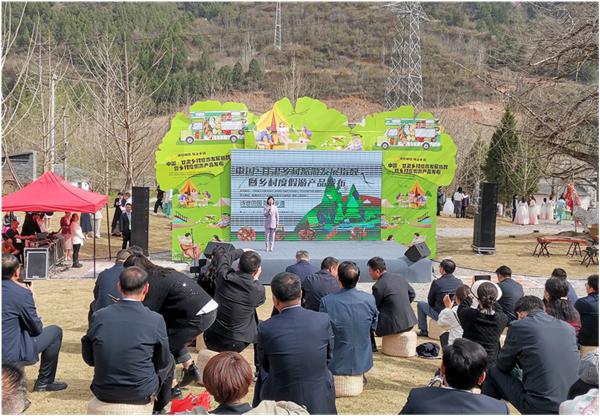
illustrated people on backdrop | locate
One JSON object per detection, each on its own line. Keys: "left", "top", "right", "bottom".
{"left": 2, "top": 254, "right": 67, "bottom": 392}
{"left": 344, "top": 136, "right": 363, "bottom": 151}
{"left": 514, "top": 197, "right": 529, "bottom": 226}
{"left": 255, "top": 127, "right": 273, "bottom": 147}
{"left": 70, "top": 214, "right": 85, "bottom": 268}
{"left": 277, "top": 122, "right": 290, "bottom": 144}
{"left": 453, "top": 187, "right": 464, "bottom": 218}
{"left": 216, "top": 214, "right": 230, "bottom": 228}
{"left": 59, "top": 213, "right": 73, "bottom": 263}
{"left": 111, "top": 192, "right": 124, "bottom": 236}
{"left": 120, "top": 203, "right": 132, "bottom": 249}
{"left": 410, "top": 233, "right": 425, "bottom": 246}
{"left": 154, "top": 187, "right": 164, "bottom": 214}
{"left": 528, "top": 196, "right": 539, "bottom": 225}
{"left": 178, "top": 233, "right": 201, "bottom": 260}
{"left": 263, "top": 196, "right": 279, "bottom": 252}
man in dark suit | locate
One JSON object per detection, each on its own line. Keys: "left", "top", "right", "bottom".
{"left": 203, "top": 248, "right": 266, "bottom": 353}
{"left": 368, "top": 257, "right": 417, "bottom": 336}
{"left": 285, "top": 250, "right": 319, "bottom": 284}
{"left": 1, "top": 254, "right": 67, "bottom": 392}
{"left": 574, "top": 274, "right": 598, "bottom": 347}
{"left": 82, "top": 266, "right": 174, "bottom": 413}
{"left": 320, "top": 261, "right": 378, "bottom": 377}
{"left": 482, "top": 296, "right": 580, "bottom": 414}
{"left": 87, "top": 249, "right": 130, "bottom": 323}
{"left": 400, "top": 339, "right": 508, "bottom": 414}
{"left": 255, "top": 272, "right": 337, "bottom": 414}
{"left": 417, "top": 259, "right": 462, "bottom": 337}
{"left": 120, "top": 203, "right": 132, "bottom": 249}
{"left": 302, "top": 256, "right": 340, "bottom": 311}
{"left": 495, "top": 265, "right": 524, "bottom": 322}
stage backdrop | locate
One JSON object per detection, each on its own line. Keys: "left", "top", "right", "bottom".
{"left": 156, "top": 97, "right": 456, "bottom": 261}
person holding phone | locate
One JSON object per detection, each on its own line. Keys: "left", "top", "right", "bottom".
{"left": 263, "top": 196, "right": 279, "bottom": 252}
{"left": 437, "top": 285, "right": 472, "bottom": 348}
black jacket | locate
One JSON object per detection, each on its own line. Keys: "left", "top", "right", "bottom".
{"left": 497, "top": 278, "right": 524, "bottom": 322}
{"left": 206, "top": 248, "right": 266, "bottom": 343}
{"left": 372, "top": 272, "right": 417, "bottom": 336}
{"left": 400, "top": 387, "right": 508, "bottom": 414}
{"left": 82, "top": 300, "right": 172, "bottom": 403}
{"left": 88, "top": 263, "right": 124, "bottom": 323}
{"left": 143, "top": 269, "right": 213, "bottom": 332}
{"left": 574, "top": 292, "right": 598, "bottom": 346}
{"left": 285, "top": 260, "right": 319, "bottom": 284}
{"left": 458, "top": 304, "right": 508, "bottom": 367}
{"left": 427, "top": 273, "right": 463, "bottom": 314}
{"left": 120, "top": 211, "right": 131, "bottom": 236}
{"left": 302, "top": 270, "right": 339, "bottom": 311}
{"left": 493, "top": 311, "right": 580, "bottom": 413}
{"left": 256, "top": 306, "right": 337, "bottom": 415}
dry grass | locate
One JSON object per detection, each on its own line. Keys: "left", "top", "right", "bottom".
{"left": 24, "top": 280, "right": 447, "bottom": 415}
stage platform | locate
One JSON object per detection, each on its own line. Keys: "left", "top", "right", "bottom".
{"left": 238, "top": 241, "right": 433, "bottom": 284}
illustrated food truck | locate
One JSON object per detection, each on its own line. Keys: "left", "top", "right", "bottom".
{"left": 180, "top": 111, "right": 248, "bottom": 144}
{"left": 377, "top": 118, "right": 441, "bottom": 150}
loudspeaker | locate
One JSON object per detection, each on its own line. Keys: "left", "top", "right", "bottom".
{"left": 404, "top": 242, "right": 431, "bottom": 262}
{"left": 24, "top": 248, "right": 49, "bottom": 280}
{"left": 204, "top": 242, "right": 235, "bottom": 258}
{"left": 131, "top": 187, "right": 150, "bottom": 256}
{"left": 472, "top": 182, "right": 498, "bottom": 253}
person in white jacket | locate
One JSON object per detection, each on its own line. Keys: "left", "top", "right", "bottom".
{"left": 70, "top": 213, "right": 86, "bottom": 268}
{"left": 437, "top": 285, "right": 472, "bottom": 348}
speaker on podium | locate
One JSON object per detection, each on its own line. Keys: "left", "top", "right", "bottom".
{"left": 472, "top": 182, "right": 498, "bottom": 254}
{"left": 131, "top": 187, "right": 150, "bottom": 256}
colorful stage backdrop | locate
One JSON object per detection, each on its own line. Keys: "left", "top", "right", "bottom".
{"left": 155, "top": 98, "right": 457, "bottom": 261}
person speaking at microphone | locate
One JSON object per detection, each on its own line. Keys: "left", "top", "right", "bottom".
{"left": 263, "top": 196, "right": 279, "bottom": 252}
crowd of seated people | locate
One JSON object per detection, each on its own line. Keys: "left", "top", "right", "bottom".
{"left": 2, "top": 243, "right": 598, "bottom": 415}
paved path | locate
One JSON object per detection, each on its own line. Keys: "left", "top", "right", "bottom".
{"left": 437, "top": 221, "right": 577, "bottom": 238}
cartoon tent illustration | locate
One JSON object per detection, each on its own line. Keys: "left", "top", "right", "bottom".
{"left": 215, "top": 197, "right": 231, "bottom": 207}
{"left": 410, "top": 181, "right": 425, "bottom": 197}
{"left": 255, "top": 105, "right": 288, "bottom": 132}
{"left": 179, "top": 179, "right": 197, "bottom": 194}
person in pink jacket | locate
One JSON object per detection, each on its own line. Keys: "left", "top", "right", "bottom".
{"left": 263, "top": 196, "right": 279, "bottom": 252}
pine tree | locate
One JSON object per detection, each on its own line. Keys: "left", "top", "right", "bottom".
{"left": 231, "top": 62, "right": 244, "bottom": 89}
{"left": 246, "top": 58, "right": 263, "bottom": 86}
{"left": 484, "top": 107, "right": 518, "bottom": 204}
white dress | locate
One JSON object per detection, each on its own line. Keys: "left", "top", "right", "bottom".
{"left": 515, "top": 202, "right": 530, "bottom": 225}
{"left": 529, "top": 201, "right": 539, "bottom": 225}
{"left": 539, "top": 202, "right": 548, "bottom": 220}
{"left": 442, "top": 198, "right": 455, "bottom": 216}
{"left": 547, "top": 200, "right": 556, "bottom": 220}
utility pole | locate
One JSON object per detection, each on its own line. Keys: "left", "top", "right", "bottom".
{"left": 274, "top": 2, "right": 282, "bottom": 50}
{"left": 62, "top": 108, "right": 68, "bottom": 181}
{"left": 384, "top": 2, "right": 427, "bottom": 110}
{"left": 49, "top": 73, "right": 58, "bottom": 172}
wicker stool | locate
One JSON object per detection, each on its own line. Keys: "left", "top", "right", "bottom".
{"left": 334, "top": 374, "right": 363, "bottom": 397}
{"left": 382, "top": 331, "right": 417, "bottom": 357}
{"left": 195, "top": 334, "right": 207, "bottom": 352}
{"left": 580, "top": 345, "right": 599, "bottom": 358}
{"left": 427, "top": 319, "right": 445, "bottom": 340}
{"left": 87, "top": 397, "right": 153, "bottom": 415}
{"left": 196, "top": 349, "right": 219, "bottom": 385}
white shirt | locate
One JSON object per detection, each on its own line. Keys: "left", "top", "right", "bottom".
{"left": 453, "top": 192, "right": 464, "bottom": 202}
{"left": 437, "top": 305, "right": 463, "bottom": 346}
{"left": 196, "top": 299, "right": 219, "bottom": 316}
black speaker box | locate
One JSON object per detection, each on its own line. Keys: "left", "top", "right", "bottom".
{"left": 204, "top": 242, "right": 235, "bottom": 258}
{"left": 404, "top": 242, "right": 431, "bottom": 262}
{"left": 131, "top": 187, "right": 150, "bottom": 256}
{"left": 24, "top": 248, "right": 50, "bottom": 280}
{"left": 472, "top": 182, "right": 498, "bottom": 253}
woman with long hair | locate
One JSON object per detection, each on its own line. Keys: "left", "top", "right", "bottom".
{"left": 124, "top": 253, "right": 216, "bottom": 396}
{"left": 514, "top": 197, "right": 529, "bottom": 225}
{"left": 458, "top": 281, "right": 508, "bottom": 367}
{"left": 544, "top": 278, "right": 581, "bottom": 335}
{"left": 70, "top": 213, "right": 86, "bottom": 268}
{"left": 263, "top": 196, "right": 279, "bottom": 252}
{"left": 111, "top": 192, "right": 124, "bottom": 236}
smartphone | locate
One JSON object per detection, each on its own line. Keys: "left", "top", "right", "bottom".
{"left": 474, "top": 275, "right": 492, "bottom": 281}
{"left": 448, "top": 293, "right": 456, "bottom": 301}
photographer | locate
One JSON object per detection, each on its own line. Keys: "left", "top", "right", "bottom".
{"left": 1, "top": 254, "right": 67, "bottom": 392}
{"left": 437, "top": 285, "right": 472, "bottom": 348}
{"left": 203, "top": 247, "right": 266, "bottom": 353}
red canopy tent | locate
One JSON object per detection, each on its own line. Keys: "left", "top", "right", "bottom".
{"left": 2, "top": 171, "right": 109, "bottom": 277}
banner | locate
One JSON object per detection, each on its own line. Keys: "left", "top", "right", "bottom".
{"left": 156, "top": 98, "right": 457, "bottom": 260}
{"left": 230, "top": 150, "right": 382, "bottom": 241}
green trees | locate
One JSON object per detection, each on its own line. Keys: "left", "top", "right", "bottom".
{"left": 231, "top": 62, "right": 244, "bottom": 90}
{"left": 484, "top": 107, "right": 542, "bottom": 204}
